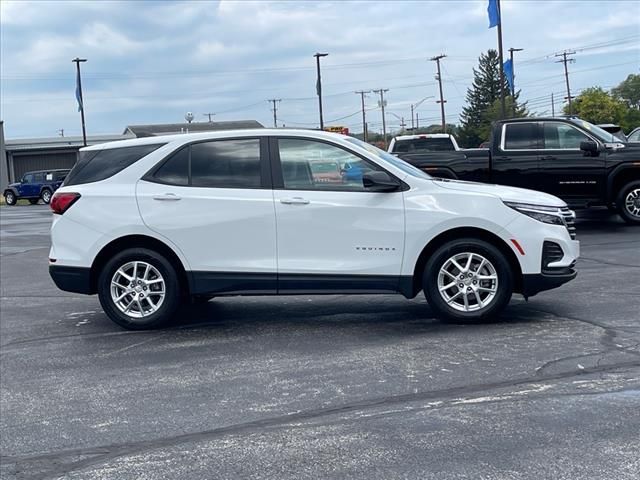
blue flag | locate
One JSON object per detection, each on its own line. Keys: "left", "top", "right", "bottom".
{"left": 75, "top": 69, "right": 83, "bottom": 112}
{"left": 504, "top": 59, "right": 514, "bottom": 92}
{"left": 488, "top": 0, "right": 500, "bottom": 28}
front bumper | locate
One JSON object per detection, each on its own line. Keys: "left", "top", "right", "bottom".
{"left": 49, "top": 265, "right": 92, "bottom": 294}
{"left": 521, "top": 269, "right": 577, "bottom": 298}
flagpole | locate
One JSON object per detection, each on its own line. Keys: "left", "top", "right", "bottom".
{"left": 496, "top": 0, "right": 506, "bottom": 119}
{"left": 72, "top": 57, "right": 87, "bottom": 146}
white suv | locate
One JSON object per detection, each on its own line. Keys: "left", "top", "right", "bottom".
{"left": 49, "top": 130, "right": 579, "bottom": 329}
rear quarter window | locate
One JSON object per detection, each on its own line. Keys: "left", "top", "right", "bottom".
{"left": 64, "top": 144, "right": 166, "bottom": 186}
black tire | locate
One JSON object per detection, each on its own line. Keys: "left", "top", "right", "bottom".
{"left": 4, "top": 191, "right": 17, "bottom": 205}
{"left": 617, "top": 181, "right": 640, "bottom": 225}
{"left": 40, "top": 189, "right": 52, "bottom": 205}
{"left": 98, "top": 248, "right": 181, "bottom": 330}
{"left": 423, "top": 238, "right": 513, "bottom": 323}
{"left": 29, "top": 199, "right": 39, "bottom": 205}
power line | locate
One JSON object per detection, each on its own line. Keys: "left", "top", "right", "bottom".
{"left": 202, "top": 113, "right": 215, "bottom": 122}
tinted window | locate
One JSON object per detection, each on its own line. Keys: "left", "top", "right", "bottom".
{"left": 190, "top": 139, "right": 261, "bottom": 188}
{"left": 32, "top": 173, "right": 45, "bottom": 182}
{"left": 504, "top": 123, "right": 538, "bottom": 150}
{"left": 278, "top": 138, "right": 383, "bottom": 191}
{"left": 53, "top": 171, "right": 69, "bottom": 181}
{"left": 152, "top": 147, "right": 189, "bottom": 186}
{"left": 22, "top": 174, "right": 34, "bottom": 183}
{"left": 393, "top": 138, "right": 455, "bottom": 153}
{"left": 543, "top": 122, "right": 590, "bottom": 149}
{"left": 64, "top": 144, "right": 165, "bottom": 186}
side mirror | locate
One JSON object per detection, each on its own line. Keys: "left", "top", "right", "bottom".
{"left": 363, "top": 171, "right": 401, "bottom": 192}
{"left": 580, "top": 140, "right": 601, "bottom": 154}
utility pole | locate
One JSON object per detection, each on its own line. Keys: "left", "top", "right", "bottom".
{"left": 355, "top": 90, "right": 370, "bottom": 142}
{"left": 416, "top": 113, "right": 419, "bottom": 129}
{"left": 373, "top": 89, "right": 389, "bottom": 148}
{"left": 72, "top": 57, "right": 87, "bottom": 146}
{"left": 556, "top": 51, "right": 576, "bottom": 115}
{"left": 508, "top": 47, "right": 523, "bottom": 117}
{"left": 268, "top": 99, "right": 281, "bottom": 128}
{"left": 551, "top": 93, "right": 555, "bottom": 117}
{"left": 314, "top": 53, "right": 329, "bottom": 129}
{"left": 430, "top": 55, "right": 447, "bottom": 132}
{"left": 57, "top": 129, "right": 64, "bottom": 137}
{"left": 410, "top": 104, "right": 415, "bottom": 130}
{"left": 203, "top": 113, "right": 215, "bottom": 122}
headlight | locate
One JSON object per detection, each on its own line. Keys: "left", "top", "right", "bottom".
{"left": 504, "top": 202, "right": 565, "bottom": 226}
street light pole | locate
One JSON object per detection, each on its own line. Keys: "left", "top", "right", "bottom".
{"left": 314, "top": 53, "right": 329, "bottom": 129}
{"left": 72, "top": 57, "right": 87, "bottom": 146}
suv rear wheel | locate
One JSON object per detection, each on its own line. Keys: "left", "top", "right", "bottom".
{"left": 617, "top": 181, "right": 640, "bottom": 225}
{"left": 4, "top": 191, "right": 16, "bottom": 205}
{"left": 40, "top": 189, "right": 52, "bottom": 204}
{"left": 423, "top": 238, "right": 513, "bottom": 323}
{"left": 98, "top": 248, "right": 181, "bottom": 330}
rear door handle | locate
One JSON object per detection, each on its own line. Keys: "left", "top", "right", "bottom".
{"left": 541, "top": 155, "right": 556, "bottom": 161}
{"left": 280, "top": 197, "right": 310, "bottom": 205}
{"left": 153, "top": 193, "right": 181, "bottom": 201}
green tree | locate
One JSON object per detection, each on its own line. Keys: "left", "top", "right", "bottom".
{"left": 612, "top": 73, "right": 640, "bottom": 109}
{"left": 458, "top": 49, "right": 527, "bottom": 148}
{"left": 564, "top": 87, "right": 626, "bottom": 125}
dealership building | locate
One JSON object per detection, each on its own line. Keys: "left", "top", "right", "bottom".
{"left": 1, "top": 120, "right": 263, "bottom": 187}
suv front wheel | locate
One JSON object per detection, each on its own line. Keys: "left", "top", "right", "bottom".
{"left": 617, "top": 181, "right": 640, "bottom": 225}
{"left": 98, "top": 248, "right": 181, "bottom": 330}
{"left": 4, "top": 191, "right": 17, "bottom": 205}
{"left": 423, "top": 238, "right": 513, "bottom": 323}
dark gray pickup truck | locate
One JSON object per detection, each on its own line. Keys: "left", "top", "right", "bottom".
{"left": 394, "top": 117, "right": 640, "bottom": 224}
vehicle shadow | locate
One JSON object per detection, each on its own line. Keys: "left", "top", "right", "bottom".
{"left": 574, "top": 208, "right": 632, "bottom": 233}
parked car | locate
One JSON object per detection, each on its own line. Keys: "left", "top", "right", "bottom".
{"left": 388, "top": 133, "right": 460, "bottom": 154}
{"left": 49, "top": 130, "right": 579, "bottom": 330}
{"left": 597, "top": 124, "right": 627, "bottom": 142}
{"left": 627, "top": 127, "right": 640, "bottom": 143}
{"left": 392, "top": 117, "right": 640, "bottom": 224}
{"left": 3, "top": 169, "right": 70, "bottom": 205}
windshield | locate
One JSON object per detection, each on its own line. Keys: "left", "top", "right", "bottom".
{"left": 343, "top": 137, "right": 431, "bottom": 179}
{"left": 570, "top": 119, "right": 617, "bottom": 143}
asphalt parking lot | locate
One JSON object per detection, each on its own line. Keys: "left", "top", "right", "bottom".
{"left": 1, "top": 204, "right": 639, "bottom": 480}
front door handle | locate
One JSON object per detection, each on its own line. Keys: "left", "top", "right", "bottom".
{"left": 541, "top": 155, "right": 556, "bottom": 161}
{"left": 153, "top": 193, "right": 181, "bottom": 201}
{"left": 280, "top": 197, "right": 310, "bottom": 205}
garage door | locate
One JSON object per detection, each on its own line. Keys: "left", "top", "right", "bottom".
{"left": 12, "top": 151, "right": 78, "bottom": 180}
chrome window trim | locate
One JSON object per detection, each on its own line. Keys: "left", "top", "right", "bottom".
{"left": 500, "top": 122, "right": 540, "bottom": 152}
{"left": 499, "top": 121, "right": 601, "bottom": 153}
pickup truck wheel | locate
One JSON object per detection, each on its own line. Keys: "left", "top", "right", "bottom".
{"left": 40, "top": 189, "right": 52, "bottom": 204}
{"left": 98, "top": 248, "right": 181, "bottom": 330}
{"left": 4, "top": 191, "right": 17, "bottom": 205}
{"left": 423, "top": 238, "right": 513, "bottom": 323}
{"left": 617, "top": 181, "right": 640, "bottom": 225}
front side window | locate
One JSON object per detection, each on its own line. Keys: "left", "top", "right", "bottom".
{"left": 22, "top": 174, "right": 34, "bottom": 183}
{"left": 503, "top": 123, "right": 538, "bottom": 150}
{"left": 278, "top": 138, "right": 384, "bottom": 191}
{"left": 627, "top": 129, "right": 640, "bottom": 142}
{"left": 191, "top": 139, "right": 261, "bottom": 188}
{"left": 543, "top": 122, "right": 590, "bottom": 149}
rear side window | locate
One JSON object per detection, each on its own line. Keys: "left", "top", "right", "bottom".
{"left": 503, "top": 123, "right": 538, "bottom": 150}
{"left": 191, "top": 139, "right": 261, "bottom": 188}
{"left": 64, "top": 144, "right": 165, "bottom": 186}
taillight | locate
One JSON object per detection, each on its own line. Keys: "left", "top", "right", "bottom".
{"left": 50, "top": 192, "right": 81, "bottom": 214}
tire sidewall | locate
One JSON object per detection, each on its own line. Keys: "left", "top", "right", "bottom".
{"left": 40, "top": 189, "right": 52, "bottom": 204}
{"left": 617, "top": 181, "right": 640, "bottom": 225}
{"left": 98, "top": 248, "right": 180, "bottom": 330}
{"left": 5, "top": 192, "right": 16, "bottom": 205}
{"left": 423, "top": 238, "right": 513, "bottom": 323}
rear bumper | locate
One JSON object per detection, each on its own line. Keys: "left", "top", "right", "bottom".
{"left": 521, "top": 270, "right": 577, "bottom": 298}
{"left": 49, "top": 265, "right": 92, "bottom": 294}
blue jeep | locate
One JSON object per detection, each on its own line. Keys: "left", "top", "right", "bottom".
{"left": 3, "top": 169, "right": 70, "bottom": 205}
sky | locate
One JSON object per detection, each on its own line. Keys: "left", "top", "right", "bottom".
{"left": 1, "top": 0, "right": 638, "bottom": 139}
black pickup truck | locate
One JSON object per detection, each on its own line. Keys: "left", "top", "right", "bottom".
{"left": 395, "top": 117, "right": 640, "bottom": 224}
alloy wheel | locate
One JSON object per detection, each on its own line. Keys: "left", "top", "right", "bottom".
{"left": 437, "top": 252, "right": 498, "bottom": 312}
{"left": 624, "top": 188, "right": 640, "bottom": 218}
{"left": 110, "top": 261, "right": 166, "bottom": 318}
